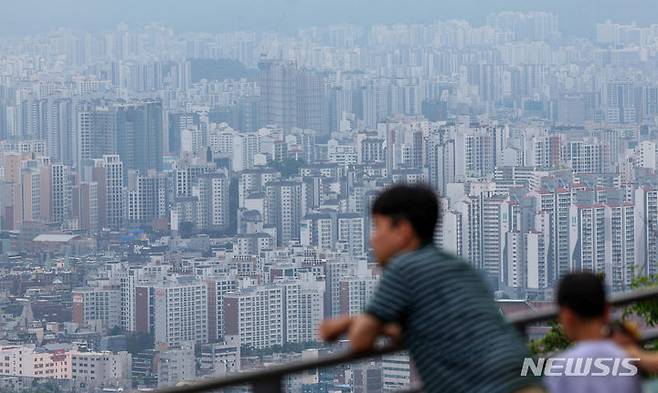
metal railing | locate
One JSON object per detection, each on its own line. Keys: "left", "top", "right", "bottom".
{"left": 509, "top": 286, "right": 658, "bottom": 331}
{"left": 159, "top": 344, "right": 405, "bottom": 393}
{"left": 158, "top": 286, "right": 658, "bottom": 393}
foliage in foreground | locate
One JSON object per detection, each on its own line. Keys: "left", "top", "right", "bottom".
{"left": 528, "top": 321, "right": 570, "bottom": 355}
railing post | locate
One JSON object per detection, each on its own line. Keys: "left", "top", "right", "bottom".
{"left": 252, "top": 376, "right": 283, "bottom": 393}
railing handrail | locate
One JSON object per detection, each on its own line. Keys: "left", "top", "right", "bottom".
{"left": 509, "top": 286, "right": 658, "bottom": 330}
{"left": 156, "top": 285, "right": 658, "bottom": 393}
{"left": 157, "top": 344, "right": 402, "bottom": 393}
{"left": 641, "top": 327, "right": 658, "bottom": 344}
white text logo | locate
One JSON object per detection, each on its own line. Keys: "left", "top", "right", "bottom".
{"left": 520, "top": 357, "right": 639, "bottom": 377}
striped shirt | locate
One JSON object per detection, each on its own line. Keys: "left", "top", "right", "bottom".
{"left": 365, "top": 244, "right": 539, "bottom": 393}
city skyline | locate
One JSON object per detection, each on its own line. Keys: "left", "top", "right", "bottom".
{"left": 1, "top": 6, "right": 658, "bottom": 392}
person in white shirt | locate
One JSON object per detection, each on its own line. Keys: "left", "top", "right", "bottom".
{"left": 544, "top": 272, "right": 642, "bottom": 393}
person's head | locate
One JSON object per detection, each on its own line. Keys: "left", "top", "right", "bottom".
{"left": 556, "top": 272, "right": 609, "bottom": 341}
{"left": 370, "top": 183, "right": 439, "bottom": 265}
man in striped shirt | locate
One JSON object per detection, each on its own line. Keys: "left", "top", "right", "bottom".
{"left": 320, "top": 183, "right": 542, "bottom": 393}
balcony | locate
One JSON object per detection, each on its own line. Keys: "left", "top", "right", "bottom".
{"left": 158, "top": 286, "right": 658, "bottom": 393}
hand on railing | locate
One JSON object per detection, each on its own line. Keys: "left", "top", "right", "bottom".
{"left": 318, "top": 315, "right": 352, "bottom": 342}
{"left": 382, "top": 321, "right": 403, "bottom": 345}
{"left": 319, "top": 314, "right": 402, "bottom": 353}
{"left": 618, "top": 340, "right": 658, "bottom": 375}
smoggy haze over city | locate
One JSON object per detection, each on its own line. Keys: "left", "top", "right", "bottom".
{"left": 1, "top": 0, "right": 658, "bottom": 37}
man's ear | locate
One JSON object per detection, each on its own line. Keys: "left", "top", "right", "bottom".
{"left": 397, "top": 219, "right": 416, "bottom": 240}
{"left": 558, "top": 307, "right": 571, "bottom": 326}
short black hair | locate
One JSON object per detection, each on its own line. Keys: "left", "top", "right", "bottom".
{"left": 370, "top": 183, "right": 439, "bottom": 243}
{"left": 557, "top": 272, "right": 607, "bottom": 319}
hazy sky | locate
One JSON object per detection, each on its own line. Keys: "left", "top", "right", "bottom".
{"left": 0, "top": 0, "right": 657, "bottom": 37}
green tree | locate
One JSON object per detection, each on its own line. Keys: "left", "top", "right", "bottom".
{"left": 528, "top": 322, "right": 571, "bottom": 355}
{"left": 624, "top": 274, "right": 658, "bottom": 326}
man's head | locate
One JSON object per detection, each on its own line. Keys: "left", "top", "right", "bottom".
{"left": 370, "top": 183, "right": 439, "bottom": 265}
{"left": 557, "top": 272, "right": 609, "bottom": 341}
